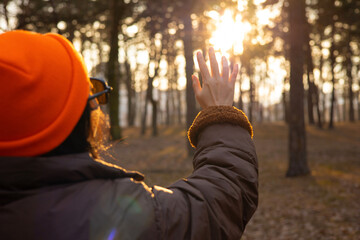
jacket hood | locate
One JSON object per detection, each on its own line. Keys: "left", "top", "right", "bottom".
{"left": 0, "top": 153, "right": 143, "bottom": 206}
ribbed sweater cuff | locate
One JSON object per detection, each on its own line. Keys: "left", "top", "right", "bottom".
{"left": 187, "top": 106, "right": 253, "bottom": 148}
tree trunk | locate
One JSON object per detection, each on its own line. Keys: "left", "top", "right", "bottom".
{"left": 328, "top": 23, "right": 336, "bottom": 129}
{"left": 282, "top": 78, "right": 290, "bottom": 123}
{"left": 166, "top": 89, "right": 171, "bottom": 126}
{"left": 305, "top": 22, "right": 315, "bottom": 125}
{"left": 150, "top": 72, "right": 159, "bottom": 136}
{"left": 170, "top": 82, "right": 176, "bottom": 125}
{"left": 313, "top": 83, "right": 323, "bottom": 128}
{"left": 124, "top": 58, "right": 135, "bottom": 126}
{"left": 342, "top": 88, "right": 346, "bottom": 121}
{"left": 238, "top": 69, "right": 244, "bottom": 110}
{"left": 249, "top": 75, "right": 254, "bottom": 123}
{"left": 94, "top": 41, "right": 104, "bottom": 76}
{"left": 141, "top": 94, "right": 148, "bottom": 135}
{"left": 336, "top": 98, "right": 341, "bottom": 122}
{"left": 357, "top": 85, "right": 360, "bottom": 121}
{"left": 306, "top": 39, "right": 322, "bottom": 128}
{"left": 319, "top": 51, "right": 326, "bottom": 124}
{"left": 151, "top": 97, "right": 158, "bottom": 136}
{"left": 286, "top": 0, "right": 310, "bottom": 177}
{"left": 244, "top": 62, "right": 253, "bottom": 122}
{"left": 357, "top": 65, "right": 360, "bottom": 121}
{"left": 173, "top": 65, "right": 182, "bottom": 125}
{"left": 177, "top": 87, "right": 183, "bottom": 125}
{"left": 306, "top": 69, "right": 315, "bottom": 124}
{"left": 346, "top": 42, "right": 355, "bottom": 122}
{"left": 166, "top": 56, "right": 176, "bottom": 126}
{"left": 142, "top": 75, "right": 157, "bottom": 136}
{"left": 141, "top": 34, "right": 161, "bottom": 136}
{"left": 15, "top": 0, "right": 28, "bottom": 29}
{"left": 107, "top": 0, "right": 122, "bottom": 140}
{"left": 182, "top": 12, "right": 196, "bottom": 156}
{"left": 2, "top": 1, "right": 10, "bottom": 30}
{"left": 322, "top": 91, "right": 327, "bottom": 123}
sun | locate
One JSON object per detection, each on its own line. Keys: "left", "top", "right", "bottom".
{"left": 209, "top": 10, "right": 251, "bottom": 58}
{"left": 206, "top": 5, "right": 287, "bottom": 106}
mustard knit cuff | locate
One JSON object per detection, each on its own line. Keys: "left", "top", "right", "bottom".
{"left": 187, "top": 106, "right": 253, "bottom": 148}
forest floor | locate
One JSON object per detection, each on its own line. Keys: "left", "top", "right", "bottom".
{"left": 103, "top": 122, "right": 360, "bottom": 240}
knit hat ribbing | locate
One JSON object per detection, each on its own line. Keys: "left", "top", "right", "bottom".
{"left": 0, "top": 30, "right": 90, "bottom": 156}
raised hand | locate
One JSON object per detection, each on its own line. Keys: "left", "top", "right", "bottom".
{"left": 192, "top": 47, "right": 239, "bottom": 109}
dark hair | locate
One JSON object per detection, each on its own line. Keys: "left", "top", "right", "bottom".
{"left": 42, "top": 103, "right": 92, "bottom": 157}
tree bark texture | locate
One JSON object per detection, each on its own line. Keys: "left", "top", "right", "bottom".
{"left": 319, "top": 51, "right": 327, "bottom": 124}
{"left": 141, "top": 92, "right": 148, "bottom": 135}
{"left": 357, "top": 65, "right": 360, "bottom": 121}
{"left": 238, "top": 70, "right": 244, "bottom": 110}
{"left": 305, "top": 34, "right": 322, "bottom": 128}
{"left": 124, "top": 58, "right": 136, "bottom": 126}
{"left": 182, "top": 12, "right": 197, "bottom": 156}
{"left": 329, "top": 24, "right": 336, "bottom": 129}
{"left": 282, "top": 80, "right": 290, "bottom": 123}
{"left": 107, "top": 0, "right": 122, "bottom": 140}
{"left": 166, "top": 90, "right": 171, "bottom": 126}
{"left": 306, "top": 64, "right": 315, "bottom": 124}
{"left": 2, "top": 1, "right": 10, "bottom": 30}
{"left": 346, "top": 42, "right": 355, "bottom": 122}
{"left": 141, "top": 75, "right": 158, "bottom": 136}
{"left": 287, "top": 0, "right": 310, "bottom": 177}
{"left": 248, "top": 72, "right": 254, "bottom": 123}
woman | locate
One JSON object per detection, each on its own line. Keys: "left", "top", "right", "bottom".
{"left": 0, "top": 30, "right": 258, "bottom": 239}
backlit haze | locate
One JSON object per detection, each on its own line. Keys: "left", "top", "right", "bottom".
{"left": 1, "top": 0, "right": 356, "bottom": 110}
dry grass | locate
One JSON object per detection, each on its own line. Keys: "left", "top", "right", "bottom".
{"left": 103, "top": 122, "right": 360, "bottom": 240}
{"left": 244, "top": 122, "right": 360, "bottom": 240}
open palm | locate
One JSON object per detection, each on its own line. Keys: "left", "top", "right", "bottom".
{"left": 192, "top": 47, "right": 239, "bottom": 109}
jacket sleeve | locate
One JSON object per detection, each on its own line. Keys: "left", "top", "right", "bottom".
{"left": 152, "top": 106, "right": 258, "bottom": 240}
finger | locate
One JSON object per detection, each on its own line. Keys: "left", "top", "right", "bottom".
{"left": 196, "top": 51, "right": 211, "bottom": 81}
{"left": 221, "top": 56, "right": 229, "bottom": 81}
{"left": 192, "top": 75, "right": 202, "bottom": 96}
{"left": 230, "top": 64, "right": 239, "bottom": 86}
{"left": 209, "top": 47, "right": 220, "bottom": 80}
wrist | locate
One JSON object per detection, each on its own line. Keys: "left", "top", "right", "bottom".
{"left": 187, "top": 106, "right": 253, "bottom": 148}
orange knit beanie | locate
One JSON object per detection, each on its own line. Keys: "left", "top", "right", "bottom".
{"left": 0, "top": 30, "right": 90, "bottom": 156}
